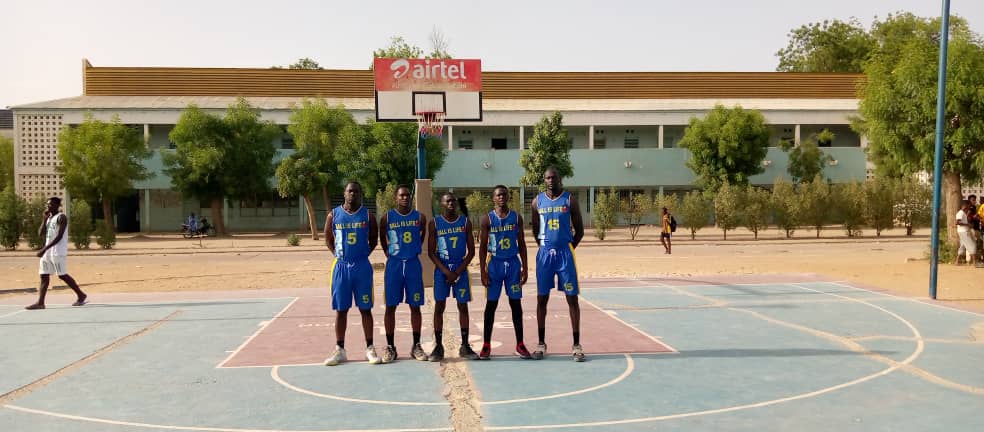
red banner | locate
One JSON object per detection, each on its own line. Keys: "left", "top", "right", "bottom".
{"left": 374, "top": 58, "right": 482, "bottom": 91}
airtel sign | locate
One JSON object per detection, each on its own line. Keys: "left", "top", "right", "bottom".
{"left": 374, "top": 58, "right": 482, "bottom": 91}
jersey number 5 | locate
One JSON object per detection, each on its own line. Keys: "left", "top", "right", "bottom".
{"left": 347, "top": 232, "right": 358, "bottom": 245}
{"left": 547, "top": 219, "right": 560, "bottom": 230}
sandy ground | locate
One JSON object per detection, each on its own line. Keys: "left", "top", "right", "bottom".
{"left": 1, "top": 226, "right": 982, "bottom": 312}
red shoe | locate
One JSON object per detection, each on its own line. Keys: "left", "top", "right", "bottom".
{"left": 478, "top": 343, "right": 492, "bottom": 360}
{"left": 515, "top": 342, "right": 533, "bottom": 359}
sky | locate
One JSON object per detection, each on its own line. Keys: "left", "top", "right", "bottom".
{"left": 3, "top": 0, "right": 983, "bottom": 108}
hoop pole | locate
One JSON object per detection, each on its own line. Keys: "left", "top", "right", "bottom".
{"left": 929, "top": 0, "right": 950, "bottom": 300}
{"left": 417, "top": 131, "right": 426, "bottom": 179}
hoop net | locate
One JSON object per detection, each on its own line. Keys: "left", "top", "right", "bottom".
{"left": 416, "top": 112, "right": 446, "bottom": 138}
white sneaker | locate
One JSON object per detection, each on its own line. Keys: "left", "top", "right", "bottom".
{"left": 532, "top": 343, "right": 547, "bottom": 360}
{"left": 366, "top": 345, "right": 382, "bottom": 365}
{"left": 572, "top": 344, "right": 585, "bottom": 362}
{"left": 324, "top": 346, "right": 346, "bottom": 366}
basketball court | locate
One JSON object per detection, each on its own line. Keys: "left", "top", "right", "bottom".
{"left": 1, "top": 274, "right": 982, "bottom": 431}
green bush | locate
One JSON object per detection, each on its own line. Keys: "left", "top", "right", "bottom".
{"left": 24, "top": 195, "right": 47, "bottom": 249}
{"left": 69, "top": 200, "right": 93, "bottom": 249}
{"left": 592, "top": 188, "right": 618, "bottom": 240}
{"left": 95, "top": 225, "right": 116, "bottom": 249}
{"left": 0, "top": 186, "right": 25, "bottom": 250}
{"left": 287, "top": 233, "right": 300, "bottom": 246}
{"left": 375, "top": 183, "right": 398, "bottom": 217}
{"left": 679, "top": 190, "right": 712, "bottom": 240}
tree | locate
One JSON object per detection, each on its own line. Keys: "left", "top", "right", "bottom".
{"left": 335, "top": 121, "right": 445, "bottom": 197}
{"left": 654, "top": 192, "right": 679, "bottom": 216}
{"left": 519, "top": 112, "right": 573, "bottom": 190}
{"left": 0, "top": 135, "right": 13, "bottom": 190}
{"left": 428, "top": 26, "right": 452, "bottom": 59}
{"left": 276, "top": 154, "right": 327, "bottom": 239}
{"left": 832, "top": 182, "right": 866, "bottom": 237}
{"left": 855, "top": 13, "right": 984, "bottom": 247}
{"left": 895, "top": 176, "right": 932, "bottom": 236}
{"left": 465, "top": 190, "right": 492, "bottom": 241}
{"left": 271, "top": 58, "right": 324, "bottom": 70}
{"left": 279, "top": 100, "right": 360, "bottom": 239}
{"left": 22, "top": 195, "right": 46, "bottom": 249}
{"left": 680, "top": 104, "right": 771, "bottom": 193}
{"left": 57, "top": 114, "right": 151, "bottom": 232}
{"left": 775, "top": 18, "right": 875, "bottom": 72}
{"left": 743, "top": 186, "right": 772, "bottom": 239}
{"left": 373, "top": 36, "right": 425, "bottom": 59}
{"left": 771, "top": 177, "right": 801, "bottom": 238}
{"left": 164, "top": 98, "right": 280, "bottom": 235}
{"left": 375, "top": 183, "right": 399, "bottom": 217}
{"left": 782, "top": 129, "right": 835, "bottom": 183}
{"left": 619, "top": 192, "right": 653, "bottom": 241}
{"left": 592, "top": 188, "right": 618, "bottom": 240}
{"left": 678, "top": 190, "right": 712, "bottom": 240}
{"left": 713, "top": 182, "right": 743, "bottom": 240}
{"left": 799, "top": 175, "right": 832, "bottom": 238}
{"left": 863, "top": 177, "right": 897, "bottom": 237}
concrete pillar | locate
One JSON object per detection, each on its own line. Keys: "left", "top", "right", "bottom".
{"left": 143, "top": 124, "right": 150, "bottom": 146}
{"left": 519, "top": 186, "right": 525, "bottom": 215}
{"left": 794, "top": 124, "right": 801, "bottom": 147}
{"left": 589, "top": 186, "right": 595, "bottom": 217}
{"left": 588, "top": 125, "right": 595, "bottom": 149}
{"left": 447, "top": 125, "right": 454, "bottom": 151}
{"left": 414, "top": 179, "right": 435, "bottom": 287}
{"left": 519, "top": 126, "right": 525, "bottom": 150}
{"left": 658, "top": 125, "right": 664, "bottom": 149}
{"left": 659, "top": 186, "right": 665, "bottom": 199}
{"left": 860, "top": 135, "right": 868, "bottom": 149}
{"left": 223, "top": 197, "right": 230, "bottom": 228}
{"left": 144, "top": 190, "right": 151, "bottom": 232}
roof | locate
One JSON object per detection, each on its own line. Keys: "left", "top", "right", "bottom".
{"left": 11, "top": 95, "right": 859, "bottom": 112}
{"left": 0, "top": 109, "right": 12, "bottom": 129}
{"left": 81, "top": 64, "right": 863, "bottom": 100}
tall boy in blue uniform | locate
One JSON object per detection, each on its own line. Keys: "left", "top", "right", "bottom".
{"left": 531, "top": 167, "right": 586, "bottom": 362}
{"left": 324, "top": 182, "right": 381, "bottom": 366}
{"left": 427, "top": 191, "right": 478, "bottom": 361}
{"left": 379, "top": 185, "right": 429, "bottom": 363}
{"left": 478, "top": 185, "right": 533, "bottom": 360}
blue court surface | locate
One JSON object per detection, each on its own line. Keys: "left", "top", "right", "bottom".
{"left": 1, "top": 276, "right": 982, "bottom": 431}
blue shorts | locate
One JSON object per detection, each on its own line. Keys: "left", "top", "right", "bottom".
{"left": 434, "top": 262, "right": 471, "bottom": 303}
{"left": 330, "top": 258, "right": 374, "bottom": 310}
{"left": 486, "top": 256, "right": 523, "bottom": 301}
{"left": 384, "top": 256, "right": 425, "bottom": 307}
{"left": 536, "top": 245, "right": 580, "bottom": 296}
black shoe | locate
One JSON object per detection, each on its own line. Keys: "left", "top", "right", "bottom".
{"left": 458, "top": 344, "right": 479, "bottom": 360}
{"left": 428, "top": 345, "right": 445, "bottom": 362}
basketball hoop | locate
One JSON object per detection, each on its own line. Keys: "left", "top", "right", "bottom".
{"left": 416, "top": 111, "right": 446, "bottom": 138}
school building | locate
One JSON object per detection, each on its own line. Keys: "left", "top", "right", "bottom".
{"left": 10, "top": 60, "right": 869, "bottom": 232}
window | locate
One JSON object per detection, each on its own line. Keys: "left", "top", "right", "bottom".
{"left": 239, "top": 192, "right": 298, "bottom": 217}
{"left": 458, "top": 139, "right": 473, "bottom": 150}
{"left": 491, "top": 138, "right": 507, "bottom": 150}
{"left": 624, "top": 138, "right": 639, "bottom": 149}
{"left": 593, "top": 138, "right": 606, "bottom": 149}
{"left": 282, "top": 135, "right": 295, "bottom": 149}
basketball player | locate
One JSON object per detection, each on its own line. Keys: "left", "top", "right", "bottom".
{"left": 379, "top": 185, "right": 428, "bottom": 363}
{"left": 427, "top": 191, "right": 478, "bottom": 361}
{"left": 478, "top": 185, "right": 533, "bottom": 360}
{"left": 323, "top": 182, "right": 381, "bottom": 366}
{"left": 531, "top": 167, "right": 586, "bottom": 362}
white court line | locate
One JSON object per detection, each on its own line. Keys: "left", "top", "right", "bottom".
{"left": 579, "top": 297, "right": 678, "bottom": 353}
{"left": 824, "top": 281, "right": 984, "bottom": 318}
{"left": 2, "top": 405, "right": 451, "bottom": 432}
{"left": 2, "top": 296, "right": 301, "bottom": 308}
{"left": 215, "top": 297, "right": 299, "bottom": 369}
{"left": 0, "top": 309, "right": 26, "bottom": 319}
{"left": 481, "top": 281, "right": 927, "bottom": 430}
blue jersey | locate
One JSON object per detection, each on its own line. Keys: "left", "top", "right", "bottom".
{"left": 536, "top": 191, "right": 575, "bottom": 247}
{"left": 332, "top": 206, "right": 371, "bottom": 261}
{"left": 385, "top": 209, "right": 422, "bottom": 259}
{"left": 488, "top": 209, "right": 520, "bottom": 260}
{"left": 435, "top": 215, "right": 468, "bottom": 263}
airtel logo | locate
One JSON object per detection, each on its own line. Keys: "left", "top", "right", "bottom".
{"left": 390, "top": 59, "right": 469, "bottom": 80}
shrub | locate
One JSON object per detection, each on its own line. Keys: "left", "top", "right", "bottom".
{"left": 69, "top": 200, "right": 93, "bottom": 249}
{"left": 95, "top": 225, "right": 116, "bottom": 249}
{"left": 713, "top": 182, "right": 743, "bottom": 240}
{"left": 287, "top": 233, "right": 300, "bottom": 246}
{"left": 23, "top": 195, "right": 47, "bottom": 249}
{"left": 591, "top": 188, "right": 618, "bottom": 240}
{"left": 375, "top": 183, "right": 398, "bottom": 217}
{"left": 0, "top": 187, "right": 26, "bottom": 249}
{"left": 679, "top": 190, "right": 712, "bottom": 240}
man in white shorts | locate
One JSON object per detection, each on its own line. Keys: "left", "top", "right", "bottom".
{"left": 954, "top": 199, "right": 977, "bottom": 266}
{"left": 25, "top": 197, "right": 87, "bottom": 310}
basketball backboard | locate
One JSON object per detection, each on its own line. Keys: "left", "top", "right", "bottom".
{"left": 374, "top": 58, "right": 482, "bottom": 122}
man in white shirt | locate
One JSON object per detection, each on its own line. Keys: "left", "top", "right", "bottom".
{"left": 954, "top": 199, "right": 976, "bottom": 266}
{"left": 25, "top": 197, "right": 88, "bottom": 310}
